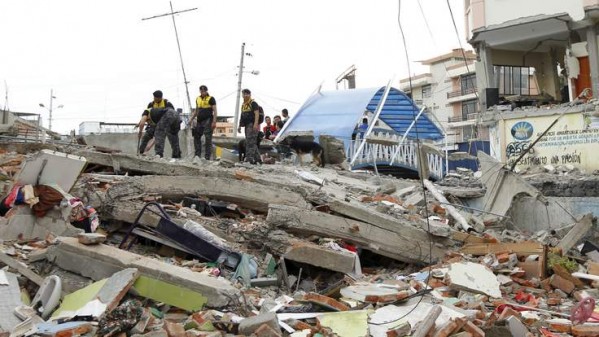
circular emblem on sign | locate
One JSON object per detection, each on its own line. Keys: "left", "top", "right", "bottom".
{"left": 511, "top": 121, "right": 534, "bottom": 140}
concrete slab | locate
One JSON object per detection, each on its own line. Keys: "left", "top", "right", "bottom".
{"left": 447, "top": 262, "right": 501, "bottom": 298}
{"left": 284, "top": 243, "right": 356, "bottom": 274}
{"left": 47, "top": 237, "right": 239, "bottom": 308}
{"left": 0, "top": 207, "right": 82, "bottom": 241}
{"left": 15, "top": 149, "right": 86, "bottom": 192}
{"left": 0, "top": 271, "right": 23, "bottom": 331}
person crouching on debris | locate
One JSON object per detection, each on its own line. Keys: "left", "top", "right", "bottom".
{"left": 237, "top": 88, "right": 261, "bottom": 164}
{"left": 67, "top": 198, "right": 99, "bottom": 233}
{"left": 137, "top": 90, "right": 181, "bottom": 158}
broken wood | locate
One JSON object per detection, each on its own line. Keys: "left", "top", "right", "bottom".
{"left": 266, "top": 204, "right": 445, "bottom": 264}
{"left": 423, "top": 179, "right": 476, "bottom": 232}
{"left": 557, "top": 213, "right": 594, "bottom": 254}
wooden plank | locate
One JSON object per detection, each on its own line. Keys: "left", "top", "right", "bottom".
{"left": 423, "top": 179, "right": 474, "bottom": 232}
{"left": 0, "top": 252, "right": 44, "bottom": 286}
{"left": 557, "top": 213, "right": 594, "bottom": 253}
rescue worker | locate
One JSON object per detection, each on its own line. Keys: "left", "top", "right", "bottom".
{"left": 189, "top": 85, "right": 217, "bottom": 160}
{"left": 137, "top": 90, "right": 181, "bottom": 158}
{"left": 237, "top": 88, "right": 261, "bottom": 164}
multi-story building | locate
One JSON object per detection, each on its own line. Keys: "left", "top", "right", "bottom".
{"left": 464, "top": 0, "right": 599, "bottom": 171}
{"left": 399, "top": 48, "right": 477, "bottom": 147}
{"left": 466, "top": 0, "right": 599, "bottom": 105}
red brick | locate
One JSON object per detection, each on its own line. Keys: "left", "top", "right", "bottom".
{"left": 303, "top": 292, "right": 349, "bottom": 311}
{"left": 572, "top": 324, "right": 599, "bottom": 336}
{"left": 462, "top": 321, "right": 485, "bottom": 337}
{"left": 550, "top": 274, "right": 575, "bottom": 294}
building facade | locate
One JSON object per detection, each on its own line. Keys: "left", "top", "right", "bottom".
{"left": 399, "top": 49, "right": 480, "bottom": 147}
{"left": 465, "top": 0, "right": 599, "bottom": 169}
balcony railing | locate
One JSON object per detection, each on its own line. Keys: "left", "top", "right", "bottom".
{"left": 447, "top": 87, "right": 477, "bottom": 98}
{"left": 448, "top": 113, "right": 478, "bottom": 123}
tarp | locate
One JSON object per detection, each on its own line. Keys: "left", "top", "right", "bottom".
{"left": 279, "top": 87, "right": 443, "bottom": 144}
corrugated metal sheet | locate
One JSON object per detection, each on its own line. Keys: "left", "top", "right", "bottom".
{"left": 279, "top": 86, "right": 443, "bottom": 144}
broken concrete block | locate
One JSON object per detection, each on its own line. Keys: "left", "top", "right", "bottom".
{"left": 284, "top": 243, "right": 356, "bottom": 274}
{"left": 164, "top": 321, "right": 186, "bottom": 337}
{"left": 446, "top": 262, "right": 501, "bottom": 298}
{"left": 131, "top": 329, "right": 168, "bottom": 337}
{"left": 15, "top": 149, "right": 87, "bottom": 192}
{"left": 254, "top": 323, "right": 283, "bottom": 337}
{"left": 77, "top": 233, "right": 107, "bottom": 245}
{"left": 47, "top": 237, "right": 239, "bottom": 308}
{"left": 238, "top": 312, "right": 282, "bottom": 336}
{"left": 411, "top": 305, "right": 441, "bottom": 337}
{"left": 0, "top": 272, "right": 24, "bottom": 331}
{"left": 51, "top": 268, "right": 139, "bottom": 321}
{"left": 404, "top": 193, "right": 425, "bottom": 207}
{"left": 341, "top": 284, "right": 410, "bottom": 304}
{"left": 395, "top": 185, "right": 417, "bottom": 198}
{"left": 506, "top": 316, "right": 529, "bottom": 336}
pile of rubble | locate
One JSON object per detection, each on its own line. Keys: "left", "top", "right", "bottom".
{"left": 0, "top": 144, "right": 597, "bottom": 337}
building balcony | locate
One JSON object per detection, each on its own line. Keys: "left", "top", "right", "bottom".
{"left": 447, "top": 87, "right": 477, "bottom": 99}
{"left": 447, "top": 113, "right": 478, "bottom": 126}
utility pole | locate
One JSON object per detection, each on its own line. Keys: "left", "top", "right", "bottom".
{"left": 142, "top": 2, "right": 196, "bottom": 115}
{"left": 39, "top": 89, "right": 62, "bottom": 131}
{"left": 49, "top": 89, "right": 54, "bottom": 131}
{"left": 233, "top": 42, "right": 246, "bottom": 133}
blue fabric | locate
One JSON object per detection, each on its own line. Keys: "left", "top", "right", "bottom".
{"left": 280, "top": 87, "right": 443, "bottom": 145}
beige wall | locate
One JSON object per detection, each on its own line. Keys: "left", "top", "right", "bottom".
{"left": 491, "top": 49, "right": 565, "bottom": 98}
{"left": 484, "top": 0, "right": 585, "bottom": 27}
{"left": 500, "top": 112, "right": 599, "bottom": 172}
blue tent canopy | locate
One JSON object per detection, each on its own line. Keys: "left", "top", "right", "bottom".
{"left": 279, "top": 86, "right": 444, "bottom": 143}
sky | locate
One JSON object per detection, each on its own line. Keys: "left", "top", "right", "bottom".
{"left": 0, "top": 0, "right": 468, "bottom": 134}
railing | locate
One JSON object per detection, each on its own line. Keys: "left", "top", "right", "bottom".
{"left": 447, "top": 87, "right": 477, "bottom": 98}
{"left": 347, "top": 132, "right": 445, "bottom": 179}
{"left": 448, "top": 113, "right": 478, "bottom": 123}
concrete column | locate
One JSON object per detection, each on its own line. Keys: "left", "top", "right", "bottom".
{"left": 586, "top": 25, "right": 599, "bottom": 97}
{"left": 476, "top": 43, "right": 496, "bottom": 108}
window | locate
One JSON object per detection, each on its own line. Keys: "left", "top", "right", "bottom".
{"left": 421, "top": 84, "right": 432, "bottom": 98}
{"left": 462, "top": 99, "right": 477, "bottom": 120}
{"left": 460, "top": 73, "right": 476, "bottom": 94}
{"left": 494, "top": 65, "right": 532, "bottom": 95}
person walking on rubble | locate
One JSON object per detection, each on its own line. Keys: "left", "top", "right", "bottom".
{"left": 189, "top": 85, "right": 218, "bottom": 160}
{"left": 237, "top": 88, "right": 261, "bottom": 164}
{"left": 137, "top": 90, "right": 181, "bottom": 158}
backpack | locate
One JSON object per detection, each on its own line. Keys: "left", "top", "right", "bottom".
{"left": 254, "top": 101, "right": 264, "bottom": 124}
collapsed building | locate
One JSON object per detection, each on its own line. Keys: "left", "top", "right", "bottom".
{"left": 0, "top": 136, "right": 595, "bottom": 337}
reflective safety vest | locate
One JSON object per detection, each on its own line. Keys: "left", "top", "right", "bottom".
{"left": 196, "top": 95, "right": 213, "bottom": 109}
{"left": 146, "top": 99, "right": 169, "bottom": 125}
{"left": 151, "top": 99, "right": 167, "bottom": 109}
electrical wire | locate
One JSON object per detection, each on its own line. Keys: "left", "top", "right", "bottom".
{"left": 370, "top": 0, "right": 435, "bottom": 326}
